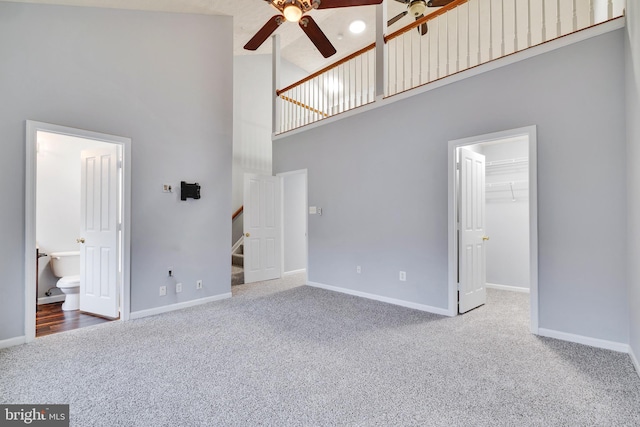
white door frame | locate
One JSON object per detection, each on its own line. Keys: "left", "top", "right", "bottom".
{"left": 25, "top": 121, "right": 132, "bottom": 342}
{"left": 277, "top": 169, "right": 308, "bottom": 283}
{"left": 448, "top": 125, "right": 539, "bottom": 333}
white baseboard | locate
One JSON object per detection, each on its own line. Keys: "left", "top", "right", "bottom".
{"left": 283, "top": 268, "right": 306, "bottom": 277}
{"left": 486, "top": 283, "right": 530, "bottom": 293}
{"left": 0, "top": 336, "right": 26, "bottom": 349}
{"left": 630, "top": 346, "right": 640, "bottom": 378}
{"left": 307, "top": 281, "right": 453, "bottom": 317}
{"left": 38, "top": 295, "right": 66, "bottom": 304}
{"left": 129, "top": 293, "right": 232, "bottom": 320}
{"left": 537, "top": 328, "right": 629, "bottom": 353}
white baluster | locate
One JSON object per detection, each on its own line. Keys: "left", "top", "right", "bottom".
{"left": 527, "top": 0, "right": 532, "bottom": 47}
{"left": 466, "top": 2, "right": 470, "bottom": 68}
{"left": 437, "top": 18, "right": 441, "bottom": 78}
{"left": 572, "top": 0, "right": 577, "bottom": 31}
{"left": 542, "top": 0, "right": 547, "bottom": 42}
{"left": 410, "top": 28, "right": 414, "bottom": 89}
{"left": 608, "top": 0, "right": 613, "bottom": 20}
{"left": 446, "top": 12, "right": 450, "bottom": 76}
{"left": 514, "top": 0, "right": 518, "bottom": 52}
{"left": 477, "top": 0, "right": 482, "bottom": 65}
{"left": 556, "top": 0, "right": 561, "bottom": 37}
{"left": 456, "top": 6, "right": 460, "bottom": 73}
{"left": 501, "top": 0, "right": 505, "bottom": 57}
{"left": 489, "top": 0, "right": 493, "bottom": 60}
{"left": 589, "top": 0, "right": 594, "bottom": 25}
{"left": 427, "top": 24, "right": 431, "bottom": 82}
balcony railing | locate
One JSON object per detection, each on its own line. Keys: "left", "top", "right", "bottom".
{"left": 276, "top": 43, "right": 376, "bottom": 133}
{"left": 275, "top": 0, "right": 625, "bottom": 134}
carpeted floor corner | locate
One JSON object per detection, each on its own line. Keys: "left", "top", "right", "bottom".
{"left": 1, "top": 273, "right": 639, "bottom": 426}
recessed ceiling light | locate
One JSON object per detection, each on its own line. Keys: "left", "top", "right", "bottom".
{"left": 349, "top": 20, "right": 366, "bottom": 34}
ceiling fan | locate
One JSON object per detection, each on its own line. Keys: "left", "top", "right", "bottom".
{"left": 244, "top": 0, "right": 383, "bottom": 58}
{"left": 387, "top": 0, "right": 454, "bottom": 36}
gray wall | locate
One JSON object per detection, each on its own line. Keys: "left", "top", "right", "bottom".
{"left": 626, "top": 3, "right": 640, "bottom": 361}
{"left": 274, "top": 30, "right": 629, "bottom": 343}
{"left": 0, "top": 3, "right": 232, "bottom": 340}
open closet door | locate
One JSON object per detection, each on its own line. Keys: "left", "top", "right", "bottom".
{"left": 243, "top": 174, "right": 282, "bottom": 284}
{"left": 458, "top": 147, "right": 487, "bottom": 313}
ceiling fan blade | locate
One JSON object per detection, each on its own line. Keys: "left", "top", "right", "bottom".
{"left": 393, "top": 0, "right": 409, "bottom": 4}
{"left": 244, "top": 15, "right": 284, "bottom": 51}
{"left": 316, "top": 0, "right": 383, "bottom": 9}
{"left": 415, "top": 15, "right": 428, "bottom": 35}
{"left": 299, "top": 16, "right": 337, "bottom": 58}
{"left": 427, "top": 0, "right": 455, "bottom": 7}
{"left": 388, "top": 11, "right": 408, "bottom": 26}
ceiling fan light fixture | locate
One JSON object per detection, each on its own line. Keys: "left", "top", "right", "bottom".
{"left": 409, "top": 0, "right": 427, "bottom": 17}
{"left": 283, "top": 4, "right": 303, "bottom": 22}
{"left": 349, "top": 20, "right": 366, "bottom": 34}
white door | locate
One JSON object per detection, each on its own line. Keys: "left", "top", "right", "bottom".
{"left": 79, "top": 146, "right": 120, "bottom": 318}
{"left": 458, "top": 148, "right": 487, "bottom": 313}
{"left": 243, "top": 174, "right": 281, "bottom": 284}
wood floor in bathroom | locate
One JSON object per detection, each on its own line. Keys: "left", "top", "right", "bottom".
{"left": 36, "top": 302, "right": 114, "bottom": 337}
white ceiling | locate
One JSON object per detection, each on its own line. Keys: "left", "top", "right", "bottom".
{"left": 3, "top": 0, "right": 417, "bottom": 73}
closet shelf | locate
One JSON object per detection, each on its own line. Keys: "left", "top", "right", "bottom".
{"left": 486, "top": 157, "right": 528, "bottom": 171}
{"left": 486, "top": 180, "right": 528, "bottom": 188}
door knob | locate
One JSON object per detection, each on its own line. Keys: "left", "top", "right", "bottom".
{"left": 245, "top": 233, "right": 250, "bottom": 237}
{"left": 76, "top": 238, "right": 85, "bottom": 244}
{"left": 482, "top": 236, "right": 490, "bottom": 241}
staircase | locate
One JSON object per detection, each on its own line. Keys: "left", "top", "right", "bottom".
{"left": 231, "top": 242, "right": 244, "bottom": 286}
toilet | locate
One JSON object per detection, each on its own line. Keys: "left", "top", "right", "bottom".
{"left": 49, "top": 251, "right": 80, "bottom": 311}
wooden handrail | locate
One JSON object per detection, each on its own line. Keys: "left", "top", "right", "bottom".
{"left": 276, "top": 1, "right": 467, "bottom": 95}
{"left": 232, "top": 206, "right": 243, "bottom": 221}
{"left": 280, "top": 95, "right": 328, "bottom": 117}
{"left": 276, "top": 42, "right": 376, "bottom": 96}
{"left": 384, "top": 0, "right": 468, "bottom": 43}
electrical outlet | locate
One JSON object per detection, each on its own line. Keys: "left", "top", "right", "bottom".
{"left": 159, "top": 286, "right": 167, "bottom": 296}
{"left": 196, "top": 280, "right": 203, "bottom": 290}
{"left": 356, "top": 265, "right": 361, "bottom": 274}
{"left": 176, "top": 283, "right": 182, "bottom": 293}
{"left": 399, "top": 271, "right": 407, "bottom": 281}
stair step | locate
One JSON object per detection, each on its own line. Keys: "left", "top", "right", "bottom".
{"left": 232, "top": 253, "right": 244, "bottom": 267}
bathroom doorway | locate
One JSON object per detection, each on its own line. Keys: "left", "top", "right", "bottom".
{"left": 25, "top": 121, "right": 132, "bottom": 341}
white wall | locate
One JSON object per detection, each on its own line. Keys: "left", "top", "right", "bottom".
{"left": 282, "top": 172, "right": 307, "bottom": 273}
{"left": 233, "top": 55, "right": 273, "bottom": 213}
{"left": 232, "top": 54, "right": 309, "bottom": 215}
{"left": 626, "top": 2, "right": 640, "bottom": 367}
{"left": 36, "top": 132, "right": 112, "bottom": 298}
{"left": 0, "top": 3, "right": 233, "bottom": 341}
{"left": 274, "top": 29, "right": 628, "bottom": 344}
{"left": 483, "top": 139, "right": 529, "bottom": 289}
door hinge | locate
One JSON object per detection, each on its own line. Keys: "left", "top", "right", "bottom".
{"left": 117, "top": 222, "right": 122, "bottom": 231}
{"left": 456, "top": 162, "right": 460, "bottom": 170}
{"left": 118, "top": 160, "right": 123, "bottom": 169}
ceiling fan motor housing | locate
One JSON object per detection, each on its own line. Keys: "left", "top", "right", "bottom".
{"left": 409, "top": 0, "right": 427, "bottom": 17}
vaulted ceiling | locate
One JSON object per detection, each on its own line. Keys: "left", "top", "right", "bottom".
{"left": 4, "top": 0, "right": 421, "bottom": 73}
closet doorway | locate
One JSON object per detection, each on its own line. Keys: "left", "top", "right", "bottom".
{"left": 448, "top": 126, "right": 538, "bottom": 332}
